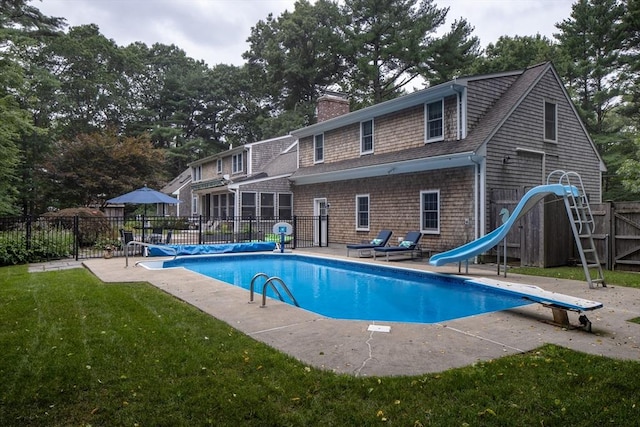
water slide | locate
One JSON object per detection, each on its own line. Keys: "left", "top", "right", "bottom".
{"left": 429, "top": 184, "right": 577, "bottom": 267}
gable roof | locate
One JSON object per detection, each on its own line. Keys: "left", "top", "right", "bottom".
{"left": 290, "top": 62, "right": 605, "bottom": 184}
{"left": 161, "top": 168, "right": 192, "bottom": 196}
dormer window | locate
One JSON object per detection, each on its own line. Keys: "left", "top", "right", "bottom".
{"left": 544, "top": 101, "right": 557, "bottom": 142}
{"left": 425, "top": 99, "right": 444, "bottom": 142}
{"left": 361, "top": 119, "right": 374, "bottom": 154}
{"left": 232, "top": 153, "right": 243, "bottom": 173}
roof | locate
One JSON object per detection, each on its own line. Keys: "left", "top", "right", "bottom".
{"left": 290, "top": 62, "right": 605, "bottom": 184}
{"left": 161, "top": 168, "right": 192, "bottom": 195}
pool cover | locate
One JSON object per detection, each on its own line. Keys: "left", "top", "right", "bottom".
{"left": 147, "top": 242, "right": 276, "bottom": 256}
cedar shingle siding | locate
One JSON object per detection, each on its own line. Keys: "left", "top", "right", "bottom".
{"left": 290, "top": 62, "right": 604, "bottom": 265}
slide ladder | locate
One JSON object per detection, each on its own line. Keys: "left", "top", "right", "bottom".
{"left": 547, "top": 171, "right": 605, "bottom": 288}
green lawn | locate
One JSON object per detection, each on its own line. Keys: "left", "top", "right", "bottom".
{"left": 511, "top": 266, "right": 640, "bottom": 289}
{"left": 1, "top": 265, "right": 639, "bottom": 426}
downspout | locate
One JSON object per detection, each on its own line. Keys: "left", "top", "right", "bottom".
{"left": 469, "top": 153, "right": 484, "bottom": 248}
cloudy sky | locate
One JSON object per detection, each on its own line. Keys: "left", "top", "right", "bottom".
{"left": 35, "top": 0, "right": 575, "bottom": 67}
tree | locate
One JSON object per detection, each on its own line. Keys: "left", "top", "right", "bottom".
{"left": 0, "top": 0, "right": 64, "bottom": 215}
{"left": 469, "top": 34, "right": 559, "bottom": 75}
{"left": 244, "top": 0, "right": 346, "bottom": 126}
{"left": 42, "top": 130, "right": 167, "bottom": 209}
{"left": 420, "top": 18, "right": 480, "bottom": 85}
{"left": 555, "top": 0, "right": 626, "bottom": 133}
{"left": 340, "top": 0, "right": 449, "bottom": 105}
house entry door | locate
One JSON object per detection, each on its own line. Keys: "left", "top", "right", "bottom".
{"left": 314, "top": 198, "right": 328, "bottom": 246}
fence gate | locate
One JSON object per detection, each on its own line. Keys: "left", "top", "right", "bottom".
{"left": 609, "top": 202, "right": 640, "bottom": 271}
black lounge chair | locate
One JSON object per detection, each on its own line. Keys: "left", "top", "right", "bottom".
{"left": 373, "top": 231, "right": 422, "bottom": 261}
{"left": 346, "top": 230, "right": 393, "bottom": 257}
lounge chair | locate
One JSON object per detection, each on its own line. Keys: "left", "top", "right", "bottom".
{"left": 373, "top": 231, "right": 422, "bottom": 261}
{"left": 346, "top": 230, "right": 393, "bottom": 257}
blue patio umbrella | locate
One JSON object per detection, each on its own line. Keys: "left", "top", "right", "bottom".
{"left": 108, "top": 185, "right": 179, "bottom": 215}
{"left": 107, "top": 186, "right": 179, "bottom": 206}
{"left": 107, "top": 186, "right": 179, "bottom": 242}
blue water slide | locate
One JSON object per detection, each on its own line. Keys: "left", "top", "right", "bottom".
{"left": 429, "top": 184, "right": 577, "bottom": 266}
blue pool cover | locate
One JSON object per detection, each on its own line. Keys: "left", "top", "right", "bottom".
{"left": 147, "top": 242, "right": 276, "bottom": 256}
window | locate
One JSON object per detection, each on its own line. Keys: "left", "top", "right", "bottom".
{"left": 232, "top": 153, "right": 243, "bottom": 173}
{"left": 361, "top": 119, "right": 374, "bottom": 154}
{"left": 314, "top": 134, "right": 324, "bottom": 163}
{"left": 216, "top": 159, "right": 222, "bottom": 173}
{"left": 278, "top": 193, "right": 293, "bottom": 219}
{"left": 192, "top": 166, "right": 202, "bottom": 181}
{"left": 260, "top": 193, "right": 275, "bottom": 218}
{"left": 355, "top": 194, "right": 370, "bottom": 231}
{"left": 420, "top": 190, "right": 440, "bottom": 233}
{"left": 241, "top": 192, "right": 256, "bottom": 218}
{"left": 192, "top": 196, "right": 198, "bottom": 214}
{"left": 426, "top": 100, "right": 444, "bottom": 142}
{"left": 544, "top": 101, "right": 557, "bottom": 141}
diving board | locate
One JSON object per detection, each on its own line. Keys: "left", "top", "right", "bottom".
{"left": 468, "top": 277, "right": 602, "bottom": 331}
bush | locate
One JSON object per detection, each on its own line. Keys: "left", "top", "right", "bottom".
{"left": 42, "top": 208, "right": 110, "bottom": 247}
{"left": 0, "top": 230, "right": 73, "bottom": 266}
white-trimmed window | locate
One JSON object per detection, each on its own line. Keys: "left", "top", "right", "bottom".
{"left": 232, "top": 153, "right": 243, "bottom": 173}
{"left": 216, "top": 158, "right": 222, "bottom": 173}
{"left": 425, "top": 100, "right": 444, "bottom": 142}
{"left": 192, "top": 165, "right": 202, "bottom": 182}
{"left": 278, "top": 193, "right": 293, "bottom": 219}
{"left": 314, "top": 134, "right": 324, "bottom": 163}
{"left": 260, "top": 192, "right": 275, "bottom": 219}
{"left": 192, "top": 196, "right": 198, "bottom": 214}
{"left": 544, "top": 101, "right": 557, "bottom": 142}
{"left": 420, "top": 190, "right": 440, "bottom": 233}
{"left": 361, "top": 119, "right": 374, "bottom": 154}
{"left": 241, "top": 192, "right": 256, "bottom": 218}
{"left": 355, "top": 194, "right": 370, "bottom": 231}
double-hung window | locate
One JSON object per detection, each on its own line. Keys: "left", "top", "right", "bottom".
{"left": 232, "top": 153, "right": 243, "bottom": 173}
{"left": 192, "top": 166, "right": 202, "bottom": 182}
{"left": 355, "top": 194, "right": 370, "bottom": 231}
{"left": 216, "top": 158, "right": 222, "bottom": 174}
{"left": 426, "top": 100, "right": 444, "bottom": 142}
{"left": 314, "top": 134, "right": 324, "bottom": 163}
{"left": 361, "top": 119, "right": 374, "bottom": 154}
{"left": 544, "top": 101, "right": 557, "bottom": 142}
{"left": 420, "top": 190, "right": 440, "bottom": 234}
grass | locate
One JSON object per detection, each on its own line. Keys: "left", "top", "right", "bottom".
{"left": 1, "top": 266, "right": 639, "bottom": 426}
{"left": 510, "top": 266, "right": 640, "bottom": 289}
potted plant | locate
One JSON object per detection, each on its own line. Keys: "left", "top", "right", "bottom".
{"left": 94, "top": 237, "right": 121, "bottom": 258}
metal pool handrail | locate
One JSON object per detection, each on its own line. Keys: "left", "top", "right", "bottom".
{"left": 248, "top": 272, "right": 299, "bottom": 307}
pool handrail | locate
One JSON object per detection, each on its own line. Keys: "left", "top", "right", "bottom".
{"left": 261, "top": 276, "right": 299, "bottom": 308}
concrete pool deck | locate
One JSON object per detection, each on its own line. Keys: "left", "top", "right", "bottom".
{"left": 38, "top": 246, "right": 640, "bottom": 376}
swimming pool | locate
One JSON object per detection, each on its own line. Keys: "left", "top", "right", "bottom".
{"left": 144, "top": 253, "right": 531, "bottom": 324}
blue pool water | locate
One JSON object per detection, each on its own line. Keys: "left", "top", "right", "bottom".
{"left": 157, "top": 254, "right": 530, "bottom": 324}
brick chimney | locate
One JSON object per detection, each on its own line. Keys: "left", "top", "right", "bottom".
{"left": 316, "top": 92, "right": 349, "bottom": 122}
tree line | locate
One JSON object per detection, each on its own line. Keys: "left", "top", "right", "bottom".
{"left": 1, "top": 0, "right": 638, "bottom": 216}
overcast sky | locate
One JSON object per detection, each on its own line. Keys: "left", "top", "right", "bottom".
{"left": 35, "top": 0, "right": 575, "bottom": 67}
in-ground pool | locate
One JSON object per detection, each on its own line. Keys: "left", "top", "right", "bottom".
{"left": 145, "top": 253, "right": 531, "bottom": 324}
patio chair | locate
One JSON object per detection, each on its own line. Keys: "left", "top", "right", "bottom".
{"left": 346, "top": 230, "right": 393, "bottom": 257}
{"left": 120, "top": 229, "right": 138, "bottom": 256}
{"left": 373, "top": 231, "right": 422, "bottom": 261}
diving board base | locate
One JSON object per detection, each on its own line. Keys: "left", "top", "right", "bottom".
{"left": 468, "top": 277, "right": 601, "bottom": 332}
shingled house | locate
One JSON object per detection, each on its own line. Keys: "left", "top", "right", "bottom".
{"left": 289, "top": 62, "right": 606, "bottom": 266}
{"left": 189, "top": 135, "right": 297, "bottom": 222}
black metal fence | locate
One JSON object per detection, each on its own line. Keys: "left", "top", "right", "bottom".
{"left": 0, "top": 215, "right": 327, "bottom": 265}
